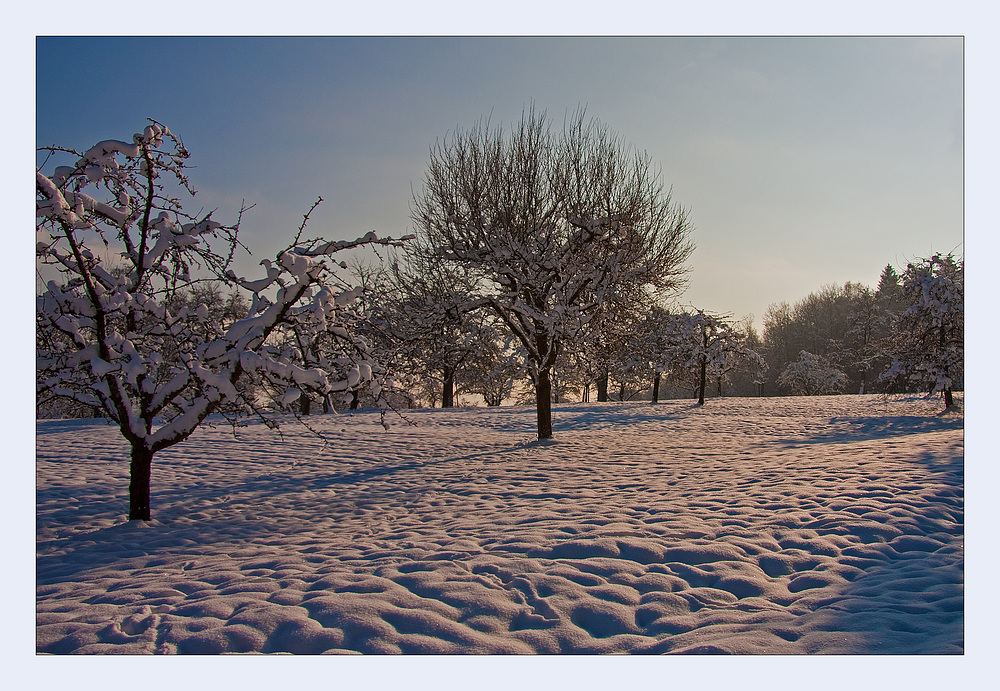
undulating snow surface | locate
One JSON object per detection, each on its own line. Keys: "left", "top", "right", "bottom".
{"left": 36, "top": 395, "right": 963, "bottom": 655}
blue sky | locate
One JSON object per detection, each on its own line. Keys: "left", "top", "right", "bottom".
{"left": 34, "top": 35, "right": 963, "bottom": 329}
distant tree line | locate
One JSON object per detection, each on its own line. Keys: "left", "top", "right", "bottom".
{"left": 758, "top": 256, "right": 963, "bottom": 404}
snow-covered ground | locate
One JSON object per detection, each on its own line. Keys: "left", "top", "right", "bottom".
{"left": 36, "top": 395, "right": 963, "bottom": 657}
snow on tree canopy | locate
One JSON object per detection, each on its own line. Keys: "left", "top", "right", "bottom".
{"left": 36, "top": 121, "right": 411, "bottom": 520}
{"left": 409, "top": 106, "right": 694, "bottom": 437}
{"left": 880, "top": 253, "right": 963, "bottom": 405}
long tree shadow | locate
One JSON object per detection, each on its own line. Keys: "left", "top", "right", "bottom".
{"left": 781, "top": 414, "right": 963, "bottom": 446}
{"left": 550, "top": 401, "right": 685, "bottom": 432}
{"left": 803, "top": 468, "right": 964, "bottom": 653}
{"left": 38, "top": 406, "right": 682, "bottom": 585}
{"left": 35, "top": 440, "right": 542, "bottom": 584}
{"left": 36, "top": 418, "right": 118, "bottom": 436}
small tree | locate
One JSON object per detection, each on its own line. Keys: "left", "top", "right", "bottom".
{"left": 384, "top": 240, "right": 485, "bottom": 408}
{"left": 777, "top": 350, "right": 848, "bottom": 395}
{"left": 604, "top": 305, "right": 672, "bottom": 403}
{"left": 411, "top": 106, "right": 694, "bottom": 438}
{"left": 725, "top": 315, "right": 767, "bottom": 396}
{"left": 36, "top": 122, "right": 409, "bottom": 520}
{"left": 668, "top": 310, "right": 765, "bottom": 405}
{"left": 881, "top": 253, "right": 963, "bottom": 407}
{"left": 567, "top": 306, "right": 636, "bottom": 403}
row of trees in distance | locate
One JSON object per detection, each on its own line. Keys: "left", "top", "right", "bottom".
{"left": 758, "top": 257, "right": 963, "bottom": 405}
{"left": 369, "top": 252, "right": 963, "bottom": 411}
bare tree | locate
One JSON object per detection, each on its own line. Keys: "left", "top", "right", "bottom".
{"left": 411, "top": 106, "right": 693, "bottom": 438}
{"left": 666, "top": 310, "right": 765, "bottom": 405}
{"left": 383, "top": 238, "right": 486, "bottom": 408}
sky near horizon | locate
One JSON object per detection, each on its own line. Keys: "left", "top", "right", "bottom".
{"left": 35, "top": 35, "right": 963, "bottom": 329}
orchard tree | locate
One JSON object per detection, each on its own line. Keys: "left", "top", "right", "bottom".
{"left": 385, "top": 239, "right": 486, "bottom": 408}
{"left": 36, "top": 122, "right": 409, "bottom": 520}
{"left": 669, "top": 310, "right": 765, "bottom": 405}
{"left": 282, "top": 255, "right": 400, "bottom": 414}
{"left": 726, "top": 315, "right": 767, "bottom": 396}
{"left": 566, "top": 307, "right": 634, "bottom": 403}
{"left": 777, "top": 351, "right": 848, "bottom": 395}
{"left": 605, "top": 305, "right": 673, "bottom": 403}
{"left": 881, "top": 253, "right": 964, "bottom": 407}
{"left": 411, "top": 106, "right": 694, "bottom": 438}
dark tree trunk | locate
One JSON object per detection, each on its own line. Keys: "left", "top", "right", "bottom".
{"left": 619, "top": 381, "right": 626, "bottom": 402}
{"left": 128, "top": 443, "right": 153, "bottom": 521}
{"left": 941, "top": 326, "right": 954, "bottom": 409}
{"left": 323, "top": 395, "right": 333, "bottom": 414}
{"left": 442, "top": 367, "right": 455, "bottom": 408}
{"left": 350, "top": 390, "right": 360, "bottom": 410}
{"left": 596, "top": 370, "right": 609, "bottom": 402}
{"left": 652, "top": 372, "right": 661, "bottom": 403}
{"left": 536, "top": 368, "right": 553, "bottom": 439}
{"left": 299, "top": 393, "right": 311, "bottom": 416}
{"left": 698, "top": 327, "right": 709, "bottom": 406}
{"left": 697, "top": 357, "right": 707, "bottom": 406}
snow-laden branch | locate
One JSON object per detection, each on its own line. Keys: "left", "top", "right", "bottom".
{"left": 37, "top": 122, "right": 411, "bottom": 519}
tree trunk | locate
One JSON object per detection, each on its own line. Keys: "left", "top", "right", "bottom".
{"left": 652, "top": 372, "right": 661, "bottom": 403}
{"left": 323, "top": 395, "right": 333, "bottom": 414}
{"left": 349, "top": 390, "right": 360, "bottom": 410}
{"left": 128, "top": 443, "right": 153, "bottom": 521}
{"left": 536, "top": 368, "right": 553, "bottom": 439}
{"left": 442, "top": 367, "right": 455, "bottom": 408}
{"left": 581, "top": 384, "right": 590, "bottom": 403}
{"left": 299, "top": 393, "right": 311, "bottom": 416}
{"left": 698, "top": 327, "right": 709, "bottom": 406}
{"left": 941, "top": 326, "right": 954, "bottom": 408}
{"left": 596, "top": 370, "right": 609, "bottom": 402}
{"left": 697, "top": 356, "right": 707, "bottom": 406}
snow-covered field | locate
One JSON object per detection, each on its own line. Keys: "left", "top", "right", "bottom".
{"left": 36, "top": 395, "right": 964, "bottom": 657}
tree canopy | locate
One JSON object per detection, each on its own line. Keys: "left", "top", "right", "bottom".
{"left": 409, "top": 106, "right": 694, "bottom": 438}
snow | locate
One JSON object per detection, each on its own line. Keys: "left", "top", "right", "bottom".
{"left": 36, "top": 394, "right": 964, "bottom": 658}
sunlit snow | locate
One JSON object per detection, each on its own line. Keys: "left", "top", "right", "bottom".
{"left": 36, "top": 394, "right": 963, "bottom": 654}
